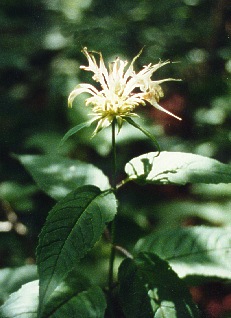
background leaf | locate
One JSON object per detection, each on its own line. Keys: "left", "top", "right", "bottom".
{"left": 0, "top": 278, "right": 106, "bottom": 318}
{"left": 135, "top": 226, "right": 231, "bottom": 283}
{"left": 124, "top": 117, "right": 160, "bottom": 152}
{"left": 125, "top": 151, "right": 231, "bottom": 185}
{"left": 0, "top": 265, "right": 37, "bottom": 305}
{"left": 37, "top": 185, "right": 116, "bottom": 316}
{"left": 0, "top": 280, "right": 39, "bottom": 318}
{"left": 118, "top": 253, "right": 199, "bottom": 318}
{"left": 145, "top": 200, "right": 231, "bottom": 229}
{"left": 0, "top": 182, "right": 37, "bottom": 212}
{"left": 15, "top": 154, "right": 110, "bottom": 200}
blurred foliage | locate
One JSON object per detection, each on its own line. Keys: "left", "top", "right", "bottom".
{"left": 0, "top": 265, "right": 37, "bottom": 305}
{"left": 0, "top": 0, "right": 231, "bottom": 316}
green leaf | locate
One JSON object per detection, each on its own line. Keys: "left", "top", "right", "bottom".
{"left": 15, "top": 154, "right": 110, "bottom": 200}
{"left": 124, "top": 117, "right": 160, "bottom": 152}
{"left": 0, "top": 280, "right": 39, "bottom": 318}
{"left": 192, "top": 183, "right": 231, "bottom": 199}
{"left": 135, "top": 226, "right": 231, "bottom": 282}
{"left": 60, "top": 119, "right": 96, "bottom": 145}
{"left": 146, "top": 200, "right": 231, "bottom": 228}
{"left": 40, "top": 268, "right": 90, "bottom": 317}
{"left": 40, "top": 268, "right": 106, "bottom": 318}
{"left": 0, "top": 265, "right": 37, "bottom": 304}
{"left": 37, "top": 185, "right": 117, "bottom": 316}
{"left": 118, "top": 253, "right": 199, "bottom": 318}
{"left": 0, "top": 277, "right": 106, "bottom": 318}
{"left": 47, "top": 285, "right": 106, "bottom": 318}
{"left": 0, "top": 181, "right": 37, "bottom": 212}
{"left": 125, "top": 151, "right": 231, "bottom": 185}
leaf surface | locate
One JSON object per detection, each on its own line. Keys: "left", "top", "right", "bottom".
{"left": 118, "top": 253, "right": 199, "bottom": 318}
{"left": 0, "top": 265, "right": 37, "bottom": 304}
{"left": 135, "top": 226, "right": 231, "bottom": 281}
{"left": 36, "top": 185, "right": 117, "bottom": 316}
{"left": 60, "top": 119, "right": 96, "bottom": 145}
{"left": 40, "top": 268, "right": 106, "bottom": 318}
{"left": 0, "top": 278, "right": 106, "bottom": 318}
{"left": 16, "top": 154, "right": 110, "bottom": 200}
{"left": 49, "top": 286, "right": 106, "bottom": 318}
{"left": 125, "top": 151, "right": 231, "bottom": 185}
{"left": 0, "top": 280, "right": 39, "bottom": 318}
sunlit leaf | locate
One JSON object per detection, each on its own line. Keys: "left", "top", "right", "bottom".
{"left": 0, "top": 280, "right": 39, "bottom": 318}
{"left": 0, "top": 276, "right": 106, "bottom": 318}
{"left": 149, "top": 200, "right": 231, "bottom": 228}
{"left": 0, "top": 265, "right": 37, "bottom": 304}
{"left": 15, "top": 154, "right": 110, "bottom": 200}
{"left": 192, "top": 183, "right": 231, "bottom": 199}
{"left": 125, "top": 151, "right": 231, "bottom": 185}
{"left": 135, "top": 226, "right": 231, "bottom": 282}
{"left": 37, "top": 185, "right": 117, "bottom": 315}
{"left": 118, "top": 253, "right": 199, "bottom": 318}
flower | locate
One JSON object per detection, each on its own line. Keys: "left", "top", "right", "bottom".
{"left": 68, "top": 47, "right": 181, "bottom": 136}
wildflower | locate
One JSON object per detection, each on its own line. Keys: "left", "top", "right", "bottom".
{"left": 68, "top": 47, "right": 181, "bottom": 136}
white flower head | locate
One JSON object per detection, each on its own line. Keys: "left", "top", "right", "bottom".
{"left": 68, "top": 47, "right": 181, "bottom": 136}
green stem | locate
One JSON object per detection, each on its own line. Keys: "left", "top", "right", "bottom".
{"left": 108, "top": 119, "right": 117, "bottom": 291}
{"left": 111, "top": 119, "right": 117, "bottom": 191}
